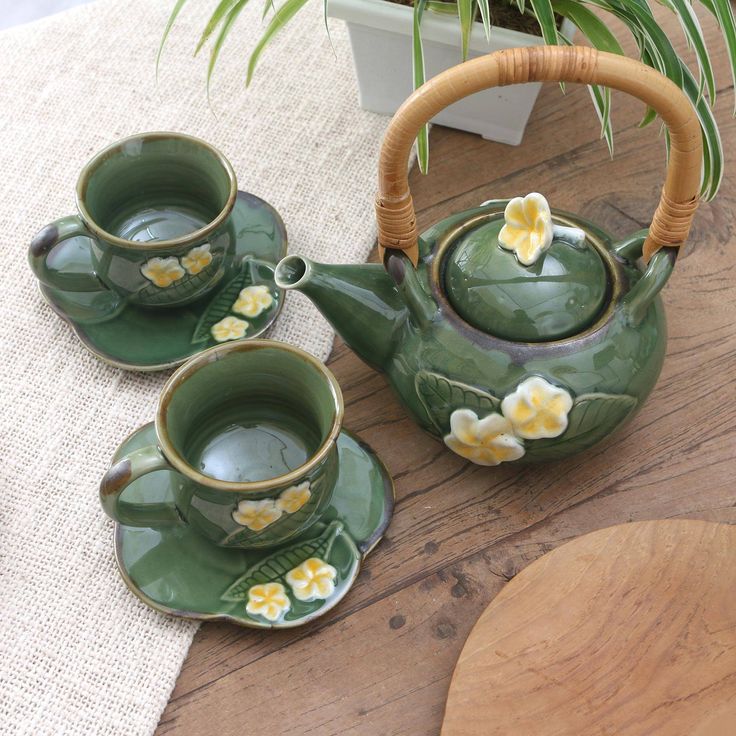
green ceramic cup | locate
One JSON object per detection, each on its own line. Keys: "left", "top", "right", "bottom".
{"left": 29, "top": 132, "right": 238, "bottom": 309}
{"left": 100, "top": 340, "right": 344, "bottom": 550}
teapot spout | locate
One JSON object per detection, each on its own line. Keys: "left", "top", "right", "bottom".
{"left": 274, "top": 255, "right": 406, "bottom": 371}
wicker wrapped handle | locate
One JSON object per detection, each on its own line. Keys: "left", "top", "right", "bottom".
{"left": 376, "top": 45, "right": 702, "bottom": 265}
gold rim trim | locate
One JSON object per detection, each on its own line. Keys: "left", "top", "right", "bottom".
{"left": 430, "top": 209, "right": 622, "bottom": 347}
{"left": 76, "top": 131, "right": 238, "bottom": 251}
{"left": 155, "top": 340, "right": 345, "bottom": 493}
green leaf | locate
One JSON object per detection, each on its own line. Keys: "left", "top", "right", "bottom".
{"left": 413, "top": 0, "right": 430, "bottom": 174}
{"left": 524, "top": 393, "right": 638, "bottom": 461}
{"left": 195, "top": 0, "right": 240, "bottom": 55}
{"left": 222, "top": 521, "right": 343, "bottom": 601}
{"left": 246, "top": 0, "right": 311, "bottom": 86}
{"left": 701, "top": 0, "right": 736, "bottom": 112}
{"left": 457, "top": 0, "right": 474, "bottom": 61}
{"left": 427, "top": 0, "right": 459, "bottom": 14}
{"left": 529, "top": 0, "right": 559, "bottom": 45}
{"left": 190, "top": 259, "right": 249, "bottom": 344}
{"left": 679, "top": 60, "right": 723, "bottom": 200}
{"left": 476, "top": 0, "right": 491, "bottom": 41}
{"left": 415, "top": 371, "right": 501, "bottom": 435}
{"left": 553, "top": 0, "right": 623, "bottom": 54}
{"left": 156, "top": 0, "right": 190, "bottom": 76}
{"left": 661, "top": 0, "right": 715, "bottom": 103}
{"left": 206, "top": 0, "right": 251, "bottom": 98}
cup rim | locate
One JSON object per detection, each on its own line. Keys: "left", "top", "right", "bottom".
{"left": 155, "top": 340, "right": 345, "bottom": 492}
{"left": 75, "top": 131, "right": 238, "bottom": 251}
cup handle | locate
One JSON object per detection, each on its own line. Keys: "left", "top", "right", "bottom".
{"left": 29, "top": 215, "right": 110, "bottom": 293}
{"left": 99, "top": 444, "right": 184, "bottom": 527}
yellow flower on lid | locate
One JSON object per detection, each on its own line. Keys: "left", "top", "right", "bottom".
{"left": 444, "top": 409, "right": 525, "bottom": 466}
{"left": 246, "top": 582, "right": 291, "bottom": 622}
{"left": 181, "top": 244, "right": 213, "bottom": 275}
{"left": 232, "top": 285, "right": 274, "bottom": 318}
{"left": 286, "top": 558, "right": 338, "bottom": 602}
{"left": 211, "top": 315, "right": 248, "bottom": 343}
{"left": 501, "top": 376, "right": 573, "bottom": 439}
{"left": 276, "top": 482, "right": 312, "bottom": 514}
{"left": 140, "top": 256, "right": 185, "bottom": 288}
{"left": 232, "top": 498, "right": 282, "bottom": 531}
{"left": 498, "top": 192, "right": 554, "bottom": 266}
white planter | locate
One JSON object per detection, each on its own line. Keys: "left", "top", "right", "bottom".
{"left": 328, "top": 0, "right": 575, "bottom": 144}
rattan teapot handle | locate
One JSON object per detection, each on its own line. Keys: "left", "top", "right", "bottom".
{"left": 376, "top": 45, "right": 702, "bottom": 265}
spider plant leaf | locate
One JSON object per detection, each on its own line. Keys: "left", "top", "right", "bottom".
{"left": 157, "top": 0, "right": 190, "bottom": 75}
{"left": 207, "top": 0, "right": 251, "bottom": 98}
{"left": 413, "top": 0, "right": 430, "bottom": 174}
{"left": 427, "top": 1, "right": 459, "bottom": 14}
{"left": 707, "top": 0, "right": 736, "bottom": 112}
{"left": 529, "top": 0, "right": 559, "bottom": 45}
{"left": 552, "top": 0, "right": 623, "bottom": 54}
{"left": 638, "top": 106, "right": 657, "bottom": 128}
{"left": 476, "top": 0, "right": 491, "bottom": 42}
{"left": 458, "top": 0, "right": 473, "bottom": 60}
{"left": 262, "top": 0, "right": 276, "bottom": 20}
{"left": 558, "top": 29, "right": 614, "bottom": 154}
{"left": 247, "top": 0, "right": 311, "bottom": 86}
{"left": 660, "top": 0, "right": 715, "bottom": 103}
{"left": 679, "top": 60, "right": 722, "bottom": 200}
{"left": 195, "top": 0, "right": 240, "bottom": 55}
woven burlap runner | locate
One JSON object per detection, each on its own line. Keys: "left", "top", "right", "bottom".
{"left": 0, "top": 0, "right": 408, "bottom": 732}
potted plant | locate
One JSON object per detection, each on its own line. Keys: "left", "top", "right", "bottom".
{"left": 161, "top": 0, "right": 735, "bottom": 196}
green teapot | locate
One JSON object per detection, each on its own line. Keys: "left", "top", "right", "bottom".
{"left": 274, "top": 46, "right": 702, "bottom": 465}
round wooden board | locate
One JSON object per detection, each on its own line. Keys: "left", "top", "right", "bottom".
{"left": 441, "top": 520, "right": 736, "bottom": 736}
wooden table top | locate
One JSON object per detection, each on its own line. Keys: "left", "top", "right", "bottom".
{"left": 157, "top": 10, "right": 735, "bottom": 735}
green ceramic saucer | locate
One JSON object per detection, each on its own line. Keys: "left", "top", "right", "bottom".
{"left": 113, "top": 423, "right": 394, "bottom": 629}
{"left": 39, "top": 191, "right": 287, "bottom": 371}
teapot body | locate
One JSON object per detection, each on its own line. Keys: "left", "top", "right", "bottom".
{"left": 380, "top": 202, "right": 668, "bottom": 464}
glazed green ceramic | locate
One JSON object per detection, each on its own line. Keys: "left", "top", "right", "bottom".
{"left": 114, "top": 424, "right": 394, "bottom": 628}
{"left": 30, "top": 132, "right": 239, "bottom": 310}
{"left": 100, "top": 340, "right": 344, "bottom": 550}
{"left": 36, "top": 190, "right": 286, "bottom": 370}
{"left": 274, "top": 196, "right": 677, "bottom": 466}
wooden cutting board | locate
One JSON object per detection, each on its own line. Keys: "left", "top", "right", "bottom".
{"left": 441, "top": 520, "right": 736, "bottom": 736}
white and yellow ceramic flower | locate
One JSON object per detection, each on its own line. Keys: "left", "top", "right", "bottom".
{"left": 140, "top": 256, "right": 185, "bottom": 288}
{"left": 181, "top": 244, "right": 213, "bottom": 275}
{"left": 231, "top": 498, "right": 283, "bottom": 531}
{"left": 444, "top": 409, "right": 525, "bottom": 466}
{"left": 232, "top": 285, "right": 274, "bottom": 318}
{"left": 276, "top": 481, "right": 312, "bottom": 514}
{"left": 285, "top": 557, "right": 338, "bottom": 602}
{"left": 501, "top": 376, "right": 573, "bottom": 439}
{"left": 211, "top": 315, "right": 248, "bottom": 342}
{"left": 246, "top": 582, "right": 291, "bottom": 622}
{"left": 498, "top": 192, "right": 554, "bottom": 266}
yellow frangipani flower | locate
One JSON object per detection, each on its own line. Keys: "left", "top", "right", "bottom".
{"left": 231, "top": 498, "right": 282, "bottom": 531}
{"left": 181, "top": 244, "right": 213, "bottom": 275}
{"left": 140, "top": 256, "right": 185, "bottom": 288}
{"left": 246, "top": 582, "right": 291, "bottom": 622}
{"left": 232, "top": 285, "right": 274, "bottom": 318}
{"left": 501, "top": 376, "right": 573, "bottom": 440}
{"left": 276, "top": 481, "right": 311, "bottom": 514}
{"left": 285, "top": 557, "right": 337, "bottom": 602}
{"left": 498, "top": 192, "right": 554, "bottom": 266}
{"left": 444, "top": 409, "right": 525, "bottom": 466}
{"left": 211, "top": 316, "right": 248, "bottom": 343}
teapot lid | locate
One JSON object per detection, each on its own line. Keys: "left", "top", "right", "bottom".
{"left": 442, "top": 194, "right": 609, "bottom": 342}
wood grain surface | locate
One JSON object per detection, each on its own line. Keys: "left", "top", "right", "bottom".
{"left": 156, "top": 9, "right": 736, "bottom": 735}
{"left": 441, "top": 519, "right": 736, "bottom": 736}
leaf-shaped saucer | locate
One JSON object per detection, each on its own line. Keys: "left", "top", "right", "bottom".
{"left": 113, "top": 423, "right": 394, "bottom": 629}
{"left": 38, "top": 191, "right": 287, "bottom": 371}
